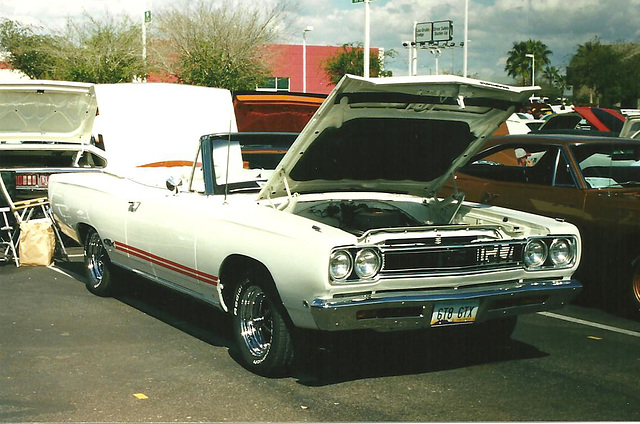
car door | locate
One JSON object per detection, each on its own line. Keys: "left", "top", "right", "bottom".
{"left": 124, "top": 188, "right": 206, "bottom": 295}
{"left": 457, "top": 144, "right": 586, "bottom": 224}
{"left": 119, "top": 185, "right": 166, "bottom": 277}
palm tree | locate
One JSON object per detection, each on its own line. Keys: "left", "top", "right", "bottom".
{"left": 542, "top": 65, "right": 560, "bottom": 86}
{"left": 505, "top": 39, "right": 552, "bottom": 86}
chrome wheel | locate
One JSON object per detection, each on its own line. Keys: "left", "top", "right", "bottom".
{"left": 86, "top": 231, "right": 106, "bottom": 288}
{"left": 232, "top": 276, "right": 294, "bottom": 376}
{"left": 83, "top": 228, "right": 114, "bottom": 296}
{"left": 237, "top": 285, "right": 273, "bottom": 361}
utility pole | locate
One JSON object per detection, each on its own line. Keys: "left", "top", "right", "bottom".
{"left": 463, "top": 0, "right": 468, "bottom": 77}
{"left": 353, "top": 0, "right": 373, "bottom": 78}
{"left": 364, "top": 0, "right": 371, "bottom": 78}
{"left": 303, "top": 26, "right": 313, "bottom": 93}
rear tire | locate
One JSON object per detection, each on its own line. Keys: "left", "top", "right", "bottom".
{"left": 232, "top": 274, "right": 294, "bottom": 376}
{"left": 84, "top": 228, "right": 115, "bottom": 297}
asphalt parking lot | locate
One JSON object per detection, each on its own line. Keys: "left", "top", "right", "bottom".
{"left": 1, "top": 251, "right": 639, "bottom": 422}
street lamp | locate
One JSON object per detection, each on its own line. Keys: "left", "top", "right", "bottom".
{"left": 430, "top": 48, "right": 442, "bottom": 75}
{"left": 303, "top": 26, "right": 313, "bottom": 93}
{"left": 402, "top": 41, "right": 415, "bottom": 76}
{"left": 525, "top": 53, "right": 535, "bottom": 86}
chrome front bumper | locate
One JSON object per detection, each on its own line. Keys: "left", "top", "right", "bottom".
{"left": 309, "top": 279, "right": 582, "bottom": 332}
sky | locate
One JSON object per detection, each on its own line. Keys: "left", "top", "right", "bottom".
{"left": 1, "top": 0, "right": 639, "bottom": 83}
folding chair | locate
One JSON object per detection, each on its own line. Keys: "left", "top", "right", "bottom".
{"left": 0, "top": 206, "right": 19, "bottom": 266}
{"left": 0, "top": 176, "right": 68, "bottom": 265}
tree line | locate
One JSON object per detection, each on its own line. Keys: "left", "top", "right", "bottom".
{"left": 506, "top": 38, "right": 640, "bottom": 107}
{"left": 0, "top": 1, "right": 284, "bottom": 90}
{"left": 0, "top": 0, "right": 389, "bottom": 91}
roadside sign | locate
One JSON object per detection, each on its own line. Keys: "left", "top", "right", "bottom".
{"left": 433, "top": 20, "right": 453, "bottom": 42}
{"left": 415, "top": 22, "right": 433, "bottom": 43}
{"left": 144, "top": 10, "right": 152, "bottom": 23}
{"left": 415, "top": 20, "right": 453, "bottom": 44}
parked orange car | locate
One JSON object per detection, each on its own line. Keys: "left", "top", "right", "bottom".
{"left": 446, "top": 133, "right": 640, "bottom": 316}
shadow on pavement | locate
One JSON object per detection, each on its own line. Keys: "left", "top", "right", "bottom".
{"left": 291, "top": 328, "right": 548, "bottom": 386}
{"left": 54, "top": 259, "right": 549, "bottom": 384}
{"left": 55, "top": 259, "right": 233, "bottom": 350}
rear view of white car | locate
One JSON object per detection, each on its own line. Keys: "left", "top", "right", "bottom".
{"left": 0, "top": 81, "right": 106, "bottom": 202}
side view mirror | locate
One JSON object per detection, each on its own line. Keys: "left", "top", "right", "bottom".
{"left": 166, "top": 176, "right": 183, "bottom": 193}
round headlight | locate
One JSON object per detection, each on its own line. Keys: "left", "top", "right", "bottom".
{"left": 329, "top": 250, "right": 352, "bottom": 281}
{"left": 524, "top": 239, "right": 548, "bottom": 268}
{"left": 354, "top": 248, "right": 382, "bottom": 279}
{"left": 550, "top": 238, "right": 574, "bottom": 266}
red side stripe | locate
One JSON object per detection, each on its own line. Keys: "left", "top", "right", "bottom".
{"left": 114, "top": 241, "right": 219, "bottom": 286}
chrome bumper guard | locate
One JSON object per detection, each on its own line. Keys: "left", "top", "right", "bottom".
{"left": 309, "top": 279, "right": 582, "bottom": 332}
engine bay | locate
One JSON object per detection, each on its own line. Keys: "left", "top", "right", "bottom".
{"left": 294, "top": 199, "right": 428, "bottom": 236}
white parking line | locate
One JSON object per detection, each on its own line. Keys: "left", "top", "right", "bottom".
{"left": 47, "top": 265, "right": 76, "bottom": 279}
{"left": 538, "top": 311, "right": 640, "bottom": 338}
{"left": 47, "top": 265, "right": 84, "bottom": 282}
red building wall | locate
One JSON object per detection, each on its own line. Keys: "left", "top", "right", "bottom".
{"left": 266, "top": 44, "right": 379, "bottom": 95}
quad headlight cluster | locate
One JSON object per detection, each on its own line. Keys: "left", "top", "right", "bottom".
{"left": 329, "top": 247, "right": 382, "bottom": 282}
{"left": 523, "top": 237, "right": 577, "bottom": 270}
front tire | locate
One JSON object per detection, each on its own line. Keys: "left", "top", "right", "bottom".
{"left": 84, "top": 228, "right": 115, "bottom": 297}
{"left": 232, "top": 276, "right": 294, "bottom": 376}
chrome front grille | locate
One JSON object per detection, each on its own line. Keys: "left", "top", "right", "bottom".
{"left": 379, "top": 238, "right": 526, "bottom": 277}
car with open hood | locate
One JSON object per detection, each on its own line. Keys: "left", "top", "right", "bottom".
{"left": 536, "top": 106, "right": 627, "bottom": 136}
{"left": 0, "top": 81, "right": 106, "bottom": 203}
{"left": 48, "top": 75, "right": 582, "bottom": 376}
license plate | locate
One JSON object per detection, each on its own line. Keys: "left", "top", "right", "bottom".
{"left": 430, "top": 300, "right": 479, "bottom": 326}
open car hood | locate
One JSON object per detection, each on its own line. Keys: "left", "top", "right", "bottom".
{"left": 0, "top": 80, "right": 97, "bottom": 143}
{"left": 539, "top": 107, "right": 626, "bottom": 134}
{"left": 233, "top": 91, "right": 326, "bottom": 132}
{"left": 258, "top": 75, "right": 536, "bottom": 200}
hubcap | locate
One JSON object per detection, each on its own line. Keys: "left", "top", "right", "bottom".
{"left": 238, "top": 285, "right": 273, "bottom": 360}
{"left": 86, "top": 232, "right": 105, "bottom": 287}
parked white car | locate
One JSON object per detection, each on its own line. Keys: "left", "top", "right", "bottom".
{"left": 49, "top": 75, "right": 583, "bottom": 376}
{"left": 0, "top": 81, "right": 106, "bottom": 201}
{"left": 0, "top": 81, "right": 238, "bottom": 202}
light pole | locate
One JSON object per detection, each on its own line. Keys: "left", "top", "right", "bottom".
{"left": 302, "top": 26, "right": 313, "bottom": 93}
{"left": 430, "top": 48, "right": 442, "bottom": 75}
{"left": 525, "top": 53, "right": 535, "bottom": 86}
{"left": 402, "top": 41, "right": 413, "bottom": 76}
{"left": 364, "top": 0, "right": 371, "bottom": 77}
{"left": 463, "top": 0, "right": 468, "bottom": 77}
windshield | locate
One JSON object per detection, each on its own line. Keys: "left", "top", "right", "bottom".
{"left": 197, "top": 132, "right": 298, "bottom": 194}
{"left": 571, "top": 142, "right": 640, "bottom": 188}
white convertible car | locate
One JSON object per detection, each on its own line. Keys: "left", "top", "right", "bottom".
{"left": 49, "top": 75, "right": 582, "bottom": 376}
